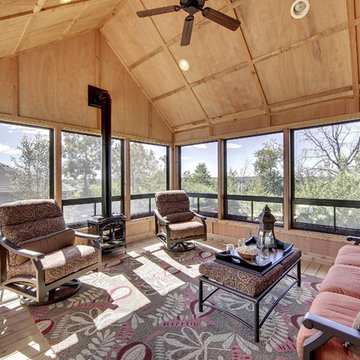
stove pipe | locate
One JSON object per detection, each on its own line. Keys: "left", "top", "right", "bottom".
{"left": 88, "top": 85, "right": 112, "bottom": 217}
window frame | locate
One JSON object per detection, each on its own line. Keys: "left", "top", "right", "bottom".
{"left": 61, "top": 130, "right": 124, "bottom": 227}
{"left": 224, "top": 131, "right": 284, "bottom": 225}
{"left": 130, "top": 140, "right": 170, "bottom": 219}
{"left": 0, "top": 120, "right": 54, "bottom": 201}
{"left": 290, "top": 120, "right": 360, "bottom": 236}
{"left": 178, "top": 140, "right": 218, "bottom": 218}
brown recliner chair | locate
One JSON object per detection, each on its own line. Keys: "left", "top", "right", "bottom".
{"left": 0, "top": 199, "right": 101, "bottom": 305}
{"left": 154, "top": 190, "right": 207, "bottom": 252}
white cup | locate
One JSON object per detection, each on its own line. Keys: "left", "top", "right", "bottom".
{"left": 225, "top": 244, "right": 235, "bottom": 252}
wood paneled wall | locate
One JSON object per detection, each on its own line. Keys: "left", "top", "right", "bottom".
{"left": 0, "top": 30, "right": 172, "bottom": 143}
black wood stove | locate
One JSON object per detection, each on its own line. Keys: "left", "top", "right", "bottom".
{"left": 87, "top": 85, "right": 126, "bottom": 253}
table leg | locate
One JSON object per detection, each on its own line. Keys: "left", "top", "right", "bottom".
{"left": 254, "top": 301, "right": 259, "bottom": 342}
{"left": 297, "top": 260, "right": 301, "bottom": 287}
{"left": 199, "top": 278, "right": 203, "bottom": 312}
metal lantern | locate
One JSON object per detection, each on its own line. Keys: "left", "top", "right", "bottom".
{"left": 258, "top": 205, "right": 276, "bottom": 249}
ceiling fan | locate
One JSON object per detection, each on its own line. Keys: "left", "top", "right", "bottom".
{"left": 136, "top": 0, "right": 240, "bottom": 46}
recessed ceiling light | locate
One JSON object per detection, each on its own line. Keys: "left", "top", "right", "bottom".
{"left": 60, "top": 0, "right": 72, "bottom": 4}
{"left": 290, "top": 0, "right": 310, "bottom": 19}
{"left": 179, "top": 59, "right": 190, "bottom": 72}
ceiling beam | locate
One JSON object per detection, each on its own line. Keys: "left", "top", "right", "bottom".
{"left": 270, "top": 86, "right": 354, "bottom": 112}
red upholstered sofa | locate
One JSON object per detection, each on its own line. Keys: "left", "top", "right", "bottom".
{"left": 297, "top": 236, "right": 360, "bottom": 360}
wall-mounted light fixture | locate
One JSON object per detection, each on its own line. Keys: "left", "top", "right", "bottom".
{"left": 179, "top": 59, "right": 190, "bottom": 72}
{"left": 290, "top": 0, "right": 310, "bottom": 19}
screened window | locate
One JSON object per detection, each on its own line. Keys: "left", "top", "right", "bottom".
{"left": 62, "top": 132, "right": 124, "bottom": 225}
{"left": 179, "top": 141, "right": 218, "bottom": 217}
{"left": 130, "top": 141, "right": 168, "bottom": 218}
{"left": 225, "top": 133, "right": 284, "bottom": 224}
{"left": 292, "top": 121, "right": 360, "bottom": 235}
{"left": 0, "top": 122, "right": 53, "bottom": 205}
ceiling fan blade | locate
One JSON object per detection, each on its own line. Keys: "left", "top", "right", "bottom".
{"left": 201, "top": 7, "right": 240, "bottom": 31}
{"left": 136, "top": 5, "right": 180, "bottom": 18}
{"left": 181, "top": 15, "right": 194, "bottom": 46}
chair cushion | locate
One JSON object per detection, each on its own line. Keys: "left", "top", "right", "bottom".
{"left": 164, "top": 211, "right": 194, "bottom": 224}
{"left": 320, "top": 264, "right": 360, "bottom": 299}
{"left": 335, "top": 245, "right": 360, "bottom": 267}
{"left": 8, "top": 245, "right": 98, "bottom": 284}
{"left": 297, "top": 291, "right": 360, "bottom": 360}
{"left": 155, "top": 190, "right": 190, "bottom": 216}
{"left": 1, "top": 216, "right": 66, "bottom": 244}
{"left": 0, "top": 199, "right": 63, "bottom": 226}
{"left": 13, "top": 228, "right": 75, "bottom": 265}
{"left": 169, "top": 221, "right": 204, "bottom": 240}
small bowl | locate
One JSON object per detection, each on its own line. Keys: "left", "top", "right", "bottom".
{"left": 237, "top": 246, "right": 259, "bottom": 260}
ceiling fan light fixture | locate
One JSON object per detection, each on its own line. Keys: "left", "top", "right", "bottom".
{"left": 60, "top": 0, "right": 72, "bottom": 3}
{"left": 290, "top": 0, "right": 310, "bottom": 19}
{"left": 179, "top": 59, "right": 190, "bottom": 71}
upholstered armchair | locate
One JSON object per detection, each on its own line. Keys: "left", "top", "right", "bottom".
{"left": 0, "top": 199, "right": 101, "bottom": 305}
{"left": 154, "top": 190, "right": 207, "bottom": 251}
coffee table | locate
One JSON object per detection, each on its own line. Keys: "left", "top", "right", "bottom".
{"left": 198, "top": 246, "right": 301, "bottom": 342}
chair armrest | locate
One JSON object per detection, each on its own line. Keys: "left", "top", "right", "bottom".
{"left": 303, "top": 312, "right": 360, "bottom": 344}
{"left": 74, "top": 231, "right": 101, "bottom": 240}
{"left": 347, "top": 236, "right": 360, "bottom": 245}
{"left": 191, "top": 210, "right": 207, "bottom": 221}
{"left": 74, "top": 231, "right": 101, "bottom": 249}
{"left": 154, "top": 209, "right": 169, "bottom": 225}
{"left": 0, "top": 236, "right": 45, "bottom": 260}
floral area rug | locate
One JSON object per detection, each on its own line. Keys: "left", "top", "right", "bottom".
{"left": 28, "top": 242, "right": 321, "bottom": 360}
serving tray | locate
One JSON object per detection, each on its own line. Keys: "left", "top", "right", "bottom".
{"left": 214, "top": 237, "right": 293, "bottom": 275}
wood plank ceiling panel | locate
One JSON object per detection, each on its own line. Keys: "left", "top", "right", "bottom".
{"left": 256, "top": 30, "right": 353, "bottom": 104}
{"left": 141, "top": 0, "right": 227, "bottom": 43}
{"left": 0, "top": 0, "right": 35, "bottom": 18}
{"left": 101, "top": 0, "right": 164, "bottom": 66}
{"left": 67, "top": 0, "right": 120, "bottom": 36}
{"left": 19, "top": 3, "right": 86, "bottom": 51}
{"left": 168, "top": 10, "right": 247, "bottom": 83}
{"left": 192, "top": 66, "right": 263, "bottom": 117}
{"left": 0, "top": 15, "right": 32, "bottom": 58}
{"left": 235, "top": 0, "right": 348, "bottom": 58}
{"left": 131, "top": 50, "right": 185, "bottom": 99}
{"left": 154, "top": 88, "right": 206, "bottom": 126}
{"left": 20, "top": 22, "right": 74, "bottom": 52}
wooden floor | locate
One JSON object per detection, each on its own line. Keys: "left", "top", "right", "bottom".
{"left": 0, "top": 236, "right": 333, "bottom": 360}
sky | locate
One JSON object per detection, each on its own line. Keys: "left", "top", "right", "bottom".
{"left": 2, "top": 121, "right": 360, "bottom": 177}
{"left": 0, "top": 123, "right": 49, "bottom": 166}
{"left": 131, "top": 141, "right": 167, "bottom": 161}
{"left": 181, "top": 133, "right": 284, "bottom": 177}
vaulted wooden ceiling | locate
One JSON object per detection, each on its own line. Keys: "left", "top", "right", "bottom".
{"left": 0, "top": 0, "right": 358, "bottom": 134}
